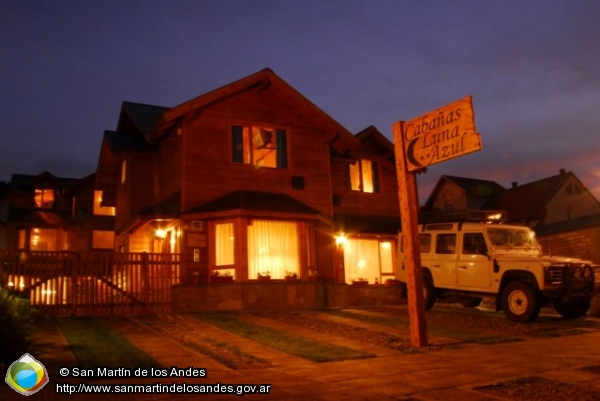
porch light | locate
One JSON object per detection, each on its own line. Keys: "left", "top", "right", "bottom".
{"left": 335, "top": 233, "right": 347, "bottom": 246}
{"left": 155, "top": 229, "right": 166, "bottom": 239}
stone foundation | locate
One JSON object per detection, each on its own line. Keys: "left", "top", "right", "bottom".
{"left": 173, "top": 282, "right": 405, "bottom": 312}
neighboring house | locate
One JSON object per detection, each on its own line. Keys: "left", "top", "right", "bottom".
{"left": 421, "top": 175, "right": 506, "bottom": 221}
{"left": 501, "top": 169, "right": 600, "bottom": 226}
{"left": 95, "top": 69, "right": 400, "bottom": 284}
{"left": 420, "top": 170, "right": 600, "bottom": 264}
{"left": 1, "top": 171, "right": 115, "bottom": 252}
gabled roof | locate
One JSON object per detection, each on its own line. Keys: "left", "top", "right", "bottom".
{"left": 503, "top": 170, "right": 575, "bottom": 203}
{"left": 424, "top": 175, "right": 505, "bottom": 210}
{"left": 500, "top": 170, "right": 595, "bottom": 221}
{"left": 117, "top": 101, "right": 169, "bottom": 134}
{"left": 147, "top": 68, "right": 358, "bottom": 153}
{"left": 9, "top": 172, "right": 80, "bottom": 191}
{"left": 349, "top": 126, "right": 395, "bottom": 161}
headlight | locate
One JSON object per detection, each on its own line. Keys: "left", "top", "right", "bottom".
{"left": 574, "top": 268, "right": 582, "bottom": 279}
{"left": 584, "top": 267, "right": 592, "bottom": 279}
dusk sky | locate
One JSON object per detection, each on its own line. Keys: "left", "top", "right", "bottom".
{"left": 2, "top": 0, "right": 599, "bottom": 204}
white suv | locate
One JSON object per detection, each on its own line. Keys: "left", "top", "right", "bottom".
{"left": 396, "top": 220, "right": 599, "bottom": 322}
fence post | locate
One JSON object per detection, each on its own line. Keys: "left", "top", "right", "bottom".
{"left": 142, "top": 252, "right": 150, "bottom": 314}
{"left": 71, "top": 253, "right": 79, "bottom": 316}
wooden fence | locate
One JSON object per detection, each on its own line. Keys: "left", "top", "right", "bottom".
{"left": 0, "top": 251, "right": 180, "bottom": 316}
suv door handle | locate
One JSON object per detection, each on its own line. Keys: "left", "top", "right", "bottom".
{"left": 459, "top": 265, "right": 468, "bottom": 269}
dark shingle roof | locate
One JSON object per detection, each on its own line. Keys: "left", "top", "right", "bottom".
{"left": 535, "top": 213, "right": 600, "bottom": 236}
{"left": 121, "top": 102, "right": 169, "bottom": 132}
{"left": 104, "top": 131, "right": 158, "bottom": 153}
{"left": 139, "top": 192, "right": 181, "bottom": 217}
{"left": 7, "top": 208, "right": 73, "bottom": 226}
{"left": 183, "top": 190, "right": 321, "bottom": 216}
{"left": 334, "top": 213, "right": 400, "bottom": 235}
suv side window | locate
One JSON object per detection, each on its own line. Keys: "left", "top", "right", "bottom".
{"left": 435, "top": 234, "right": 456, "bottom": 254}
{"left": 418, "top": 234, "right": 431, "bottom": 253}
{"left": 463, "top": 233, "right": 488, "bottom": 255}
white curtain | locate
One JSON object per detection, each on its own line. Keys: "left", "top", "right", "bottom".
{"left": 343, "top": 238, "right": 380, "bottom": 284}
{"left": 215, "top": 223, "right": 234, "bottom": 266}
{"left": 248, "top": 220, "right": 299, "bottom": 279}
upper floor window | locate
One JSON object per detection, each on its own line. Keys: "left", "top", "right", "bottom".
{"left": 34, "top": 189, "right": 55, "bottom": 208}
{"left": 232, "top": 125, "right": 287, "bottom": 168}
{"left": 349, "top": 160, "right": 379, "bottom": 193}
{"left": 93, "top": 190, "right": 116, "bottom": 216}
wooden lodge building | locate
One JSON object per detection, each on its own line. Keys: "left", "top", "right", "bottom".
{"left": 2, "top": 68, "right": 598, "bottom": 315}
{"left": 95, "top": 68, "right": 401, "bottom": 286}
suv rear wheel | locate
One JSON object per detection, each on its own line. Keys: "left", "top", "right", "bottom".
{"left": 423, "top": 276, "right": 436, "bottom": 310}
{"left": 501, "top": 282, "right": 541, "bottom": 322}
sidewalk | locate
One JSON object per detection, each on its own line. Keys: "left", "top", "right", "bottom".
{"left": 3, "top": 314, "right": 600, "bottom": 400}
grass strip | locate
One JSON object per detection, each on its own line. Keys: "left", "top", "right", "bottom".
{"left": 190, "top": 313, "right": 375, "bottom": 362}
{"left": 328, "top": 309, "right": 520, "bottom": 345}
{"left": 56, "top": 317, "right": 161, "bottom": 371}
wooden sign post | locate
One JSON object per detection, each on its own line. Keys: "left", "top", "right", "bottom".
{"left": 393, "top": 96, "right": 480, "bottom": 348}
{"left": 393, "top": 121, "right": 428, "bottom": 348}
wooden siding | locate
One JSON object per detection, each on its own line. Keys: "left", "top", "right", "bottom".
{"left": 180, "top": 87, "right": 334, "bottom": 217}
{"left": 330, "top": 157, "right": 400, "bottom": 216}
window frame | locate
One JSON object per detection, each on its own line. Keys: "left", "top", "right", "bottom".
{"left": 231, "top": 124, "right": 288, "bottom": 169}
{"left": 348, "top": 159, "right": 379, "bottom": 193}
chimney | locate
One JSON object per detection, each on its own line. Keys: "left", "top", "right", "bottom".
{"left": 511, "top": 182, "right": 518, "bottom": 188}
{"left": 559, "top": 169, "right": 566, "bottom": 175}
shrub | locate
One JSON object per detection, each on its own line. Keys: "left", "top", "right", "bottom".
{"left": 0, "top": 287, "right": 37, "bottom": 365}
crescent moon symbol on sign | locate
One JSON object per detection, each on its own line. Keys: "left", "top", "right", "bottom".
{"left": 406, "top": 137, "right": 423, "bottom": 168}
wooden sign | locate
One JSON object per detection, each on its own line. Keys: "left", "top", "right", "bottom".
{"left": 404, "top": 96, "right": 480, "bottom": 171}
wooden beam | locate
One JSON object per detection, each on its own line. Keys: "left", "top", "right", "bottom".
{"left": 392, "top": 121, "right": 428, "bottom": 348}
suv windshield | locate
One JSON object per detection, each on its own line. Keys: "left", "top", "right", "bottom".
{"left": 486, "top": 227, "right": 538, "bottom": 249}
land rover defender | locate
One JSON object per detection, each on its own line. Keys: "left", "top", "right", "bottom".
{"left": 396, "top": 213, "right": 598, "bottom": 322}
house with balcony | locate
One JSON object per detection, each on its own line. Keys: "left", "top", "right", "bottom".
{"left": 95, "top": 68, "right": 401, "bottom": 285}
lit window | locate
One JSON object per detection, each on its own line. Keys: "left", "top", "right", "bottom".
{"left": 232, "top": 125, "right": 287, "bottom": 168}
{"left": 30, "top": 228, "right": 58, "bottom": 251}
{"left": 349, "top": 160, "right": 379, "bottom": 193}
{"left": 34, "top": 189, "right": 55, "bottom": 208}
{"left": 93, "top": 190, "right": 115, "bottom": 216}
{"left": 215, "top": 223, "right": 235, "bottom": 266}
{"left": 92, "top": 230, "right": 115, "bottom": 249}
{"left": 247, "top": 220, "right": 299, "bottom": 279}
{"left": 342, "top": 238, "right": 394, "bottom": 283}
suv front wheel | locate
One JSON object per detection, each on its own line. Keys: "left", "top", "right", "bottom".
{"left": 501, "top": 281, "right": 541, "bottom": 322}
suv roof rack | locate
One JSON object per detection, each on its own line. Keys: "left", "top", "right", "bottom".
{"left": 419, "top": 209, "right": 506, "bottom": 224}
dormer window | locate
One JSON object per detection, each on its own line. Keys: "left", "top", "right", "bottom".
{"left": 232, "top": 125, "right": 287, "bottom": 168}
{"left": 349, "top": 160, "right": 379, "bottom": 193}
{"left": 34, "top": 189, "right": 55, "bottom": 208}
